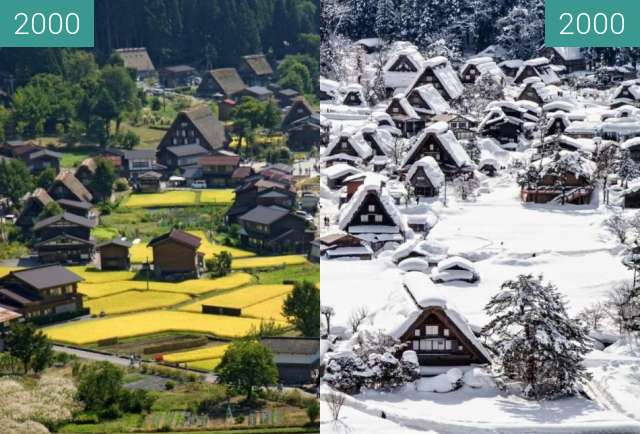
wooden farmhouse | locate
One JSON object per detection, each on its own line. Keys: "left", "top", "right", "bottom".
{"left": 16, "top": 188, "right": 53, "bottom": 228}
{"left": 539, "top": 47, "right": 586, "bottom": 73}
{"left": 513, "top": 57, "right": 561, "bottom": 85}
{"left": 237, "top": 205, "right": 309, "bottom": 253}
{"left": 499, "top": 60, "right": 524, "bottom": 78}
{"left": 393, "top": 273, "right": 491, "bottom": 374}
{"left": 611, "top": 81, "right": 640, "bottom": 109}
{"left": 239, "top": 85, "right": 273, "bottom": 101}
{"left": 407, "top": 156, "right": 445, "bottom": 198}
{"left": 517, "top": 78, "right": 557, "bottom": 106}
{"left": 406, "top": 56, "right": 464, "bottom": 101}
{"left": 313, "top": 233, "right": 373, "bottom": 260}
{"left": 459, "top": 57, "right": 505, "bottom": 84}
{"left": 322, "top": 163, "right": 362, "bottom": 190}
{"left": 97, "top": 238, "right": 132, "bottom": 270}
{"left": 57, "top": 199, "right": 96, "bottom": 222}
{"left": 478, "top": 105, "right": 528, "bottom": 146}
{"left": 383, "top": 46, "right": 427, "bottom": 93}
{"left": 401, "top": 122, "right": 474, "bottom": 177}
{"left": 197, "top": 68, "right": 246, "bottom": 99}
{"left": 238, "top": 54, "right": 273, "bottom": 86}
{"left": 159, "top": 106, "right": 227, "bottom": 156}
{"left": 225, "top": 178, "right": 295, "bottom": 224}
{"left": 160, "top": 65, "right": 196, "bottom": 88}
{"left": 148, "top": 229, "right": 205, "bottom": 280}
{"left": 338, "top": 181, "right": 407, "bottom": 250}
{"left": 49, "top": 171, "right": 93, "bottom": 203}
{"left": 12, "top": 145, "right": 62, "bottom": 175}
{"left": 323, "top": 131, "right": 373, "bottom": 167}
{"left": 545, "top": 113, "right": 571, "bottom": 136}
{"left": 282, "top": 97, "right": 315, "bottom": 130}
{"left": 286, "top": 113, "right": 320, "bottom": 152}
{"left": 276, "top": 88, "right": 300, "bottom": 107}
{"left": 198, "top": 154, "right": 241, "bottom": 187}
{"left": 115, "top": 48, "right": 156, "bottom": 79}
{"left": 33, "top": 212, "right": 96, "bottom": 264}
{"left": 386, "top": 95, "right": 424, "bottom": 137}
{"left": 136, "top": 171, "right": 163, "bottom": 193}
{"left": 74, "top": 158, "right": 97, "bottom": 193}
{"left": 341, "top": 84, "right": 366, "bottom": 107}
{"left": 431, "top": 113, "right": 477, "bottom": 141}
{"left": 103, "top": 148, "right": 163, "bottom": 180}
{"left": 0, "top": 265, "right": 84, "bottom": 319}
{"left": 260, "top": 337, "right": 320, "bottom": 385}
{"left": 407, "top": 85, "right": 451, "bottom": 121}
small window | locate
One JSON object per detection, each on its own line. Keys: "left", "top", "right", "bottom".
{"left": 414, "top": 329, "right": 421, "bottom": 336}
{"left": 425, "top": 325, "right": 438, "bottom": 335}
{"left": 445, "top": 340, "right": 452, "bottom": 350}
{"left": 375, "top": 215, "right": 383, "bottom": 223}
{"left": 412, "top": 341, "right": 419, "bottom": 350}
{"left": 360, "top": 215, "right": 368, "bottom": 223}
{"left": 443, "top": 328, "right": 449, "bottom": 337}
{"left": 368, "top": 205, "right": 375, "bottom": 212}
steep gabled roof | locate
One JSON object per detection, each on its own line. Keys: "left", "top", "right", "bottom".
{"left": 241, "top": 54, "right": 273, "bottom": 76}
{"left": 166, "top": 144, "right": 209, "bottom": 157}
{"left": 50, "top": 171, "right": 93, "bottom": 202}
{"left": 33, "top": 211, "right": 95, "bottom": 231}
{"left": 407, "top": 156, "right": 445, "bottom": 188}
{"left": 239, "top": 205, "right": 290, "bottom": 225}
{"left": 115, "top": 48, "right": 155, "bottom": 73}
{"left": 205, "top": 68, "right": 246, "bottom": 96}
{"left": 182, "top": 105, "right": 227, "bottom": 150}
{"left": 97, "top": 238, "right": 132, "bottom": 249}
{"left": 148, "top": 228, "right": 201, "bottom": 249}
{"left": 7, "top": 265, "right": 83, "bottom": 290}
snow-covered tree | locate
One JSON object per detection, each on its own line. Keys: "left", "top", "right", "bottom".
{"left": 517, "top": 165, "right": 541, "bottom": 191}
{"left": 452, "top": 173, "right": 480, "bottom": 201}
{"left": 617, "top": 149, "right": 640, "bottom": 188}
{"left": 463, "top": 139, "right": 481, "bottom": 164}
{"left": 374, "top": 0, "right": 398, "bottom": 42}
{"left": 321, "top": 305, "right": 336, "bottom": 337}
{"left": 453, "top": 74, "right": 504, "bottom": 120}
{"left": 496, "top": 0, "right": 544, "bottom": 60}
{"left": 594, "top": 143, "right": 617, "bottom": 204}
{"left": 340, "top": 0, "right": 378, "bottom": 39}
{"left": 603, "top": 213, "right": 632, "bottom": 244}
{"left": 576, "top": 302, "right": 608, "bottom": 333}
{"left": 607, "top": 283, "right": 640, "bottom": 334}
{"left": 483, "top": 274, "right": 592, "bottom": 400}
{"left": 323, "top": 350, "right": 371, "bottom": 394}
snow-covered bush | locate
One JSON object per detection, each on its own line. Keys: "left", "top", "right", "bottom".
{"left": 324, "top": 331, "right": 420, "bottom": 394}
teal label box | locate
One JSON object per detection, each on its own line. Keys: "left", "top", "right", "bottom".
{"left": 0, "top": 0, "right": 93, "bottom": 47}
{"left": 546, "top": 0, "right": 640, "bottom": 47}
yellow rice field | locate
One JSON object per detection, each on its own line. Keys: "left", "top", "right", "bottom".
{"left": 85, "top": 290, "right": 189, "bottom": 315}
{"left": 44, "top": 311, "right": 267, "bottom": 345}
{"left": 123, "top": 191, "right": 198, "bottom": 208}
{"left": 243, "top": 293, "right": 290, "bottom": 322}
{"left": 78, "top": 273, "right": 253, "bottom": 299}
{"left": 0, "top": 266, "right": 22, "bottom": 276}
{"left": 185, "top": 358, "right": 221, "bottom": 371}
{"left": 180, "top": 284, "right": 292, "bottom": 313}
{"left": 122, "top": 189, "right": 234, "bottom": 208}
{"left": 67, "top": 267, "right": 137, "bottom": 283}
{"left": 231, "top": 255, "right": 308, "bottom": 269}
{"left": 163, "top": 344, "right": 228, "bottom": 363}
{"left": 199, "top": 189, "right": 235, "bottom": 204}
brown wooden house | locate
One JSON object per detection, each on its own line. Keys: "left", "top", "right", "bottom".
{"left": 136, "top": 171, "right": 163, "bottom": 193}
{"left": 386, "top": 95, "right": 424, "bottom": 137}
{"left": 238, "top": 54, "right": 273, "bottom": 86}
{"left": 74, "top": 158, "right": 97, "bottom": 192}
{"left": 148, "top": 229, "right": 205, "bottom": 280}
{"left": 286, "top": 114, "right": 320, "bottom": 151}
{"left": 313, "top": 233, "right": 373, "bottom": 261}
{"left": 282, "top": 97, "right": 315, "bottom": 130}
{"left": 115, "top": 48, "right": 156, "bottom": 79}
{"left": 407, "top": 156, "right": 445, "bottom": 198}
{"left": 33, "top": 212, "right": 96, "bottom": 264}
{"left": 160, "top": 65, "right": 196, "bottom": 88}
{"left": 238, "top": 205, "right": 310, "bottom": 253}
{"left": 0, "top": 265, "right": 84, "bottom": 319}
{"left": 198, "top": 154, "right": 241, "bottom": 187}
{"left": 97, "top": 238, "right": 132, "bottom": 270}
{"left": 13, "top": 146, "right": 62, "bottom": 175}
{"left": 49, "top": 171, "right": 93, "bottom": 203}
{"left": 406, "top": 57, "right": 464, "bottom": 101}
{"left": 158, "top": 106, "right": 227, "bottom": 157}
{"left": 197, "top": 68, "right": 246, "bottom": 99}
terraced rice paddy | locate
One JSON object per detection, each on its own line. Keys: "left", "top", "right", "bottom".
{"left": 243, "top": 293, "right": 290, "bottom": 322}
{"left": 122, "top": 189, "right": 234, "bottom": 208}
{"left": 179, "top": 284, "right": 292, "bottom": 312}
{"left": 44, "top": 311, "right": 267, "bottom": 345}
{"left": 85, "top": 290, "right": 190, "bottom": 315}
{"left": 231, "top": 255, "right": 308, "bottom": 269}
{"left": 78, "top": 273, "right": 253, "bottom": 298}
{"left": 163, "top": 344, "right": 228, "bottom": 363}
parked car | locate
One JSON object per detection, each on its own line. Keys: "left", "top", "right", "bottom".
{"left": 191, "top": 180, "right": 207, "bottom": 189}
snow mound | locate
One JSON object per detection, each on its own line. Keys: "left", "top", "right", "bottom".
{"left": 415, "top": 368, "right": 462, "bottom": 393}
{"left": 398, "top": 257, "right": 431, "bottom": 273}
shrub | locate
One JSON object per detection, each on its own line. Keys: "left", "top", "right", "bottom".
{"left": 306, "top": 400, "right": 320, "bottom": 423}
{"left": 165, "top": 381, "right": 175, "bottom": 390}
{"left": 114, "top": 178, "right": 129, "bottom": 192}
{"left": 235, "top": 415, "right": 245, "bottom": 424}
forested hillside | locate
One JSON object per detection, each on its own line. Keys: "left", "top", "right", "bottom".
{"left": 324, "top": 0, "right": 640, "bottom": 67}
{"left": 0, "top": 0, "right": 319, "bottom": 85}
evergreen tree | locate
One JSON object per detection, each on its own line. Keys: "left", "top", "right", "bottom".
{"left": 617, "top": 149, "right": 640, "bottom": 188}
{"left": 374, "top": 0, "right": 398, "bottom": 42}
{"left": 483, "top": 274, "right": 591, "bottom": 400}
{"left": 0, "top": 159, "right": 34, "bottom": 204}
{"left": 282, "top": 280, "right": 320, "bottom": 337}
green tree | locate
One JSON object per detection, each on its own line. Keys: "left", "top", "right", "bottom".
{"left": 208, "top": 251, "right": 232, "bottom": 277}
{"left": 99, "top": 65, "right": 139, "bottom": 133}
{"left": 282, "top": 280, "right": 320, "bottom": 337}
{"left": 4, "top": 322, "right": 53, "bottom": 374}
{"left": 217, "top": 339, "right": 278, "bottom": 402}
{"left": 36, "top": 167, "right": 57, "bottom": 190}
{"left": 76, "top": 362, "right": 124, "bottom": 419}
{"left": 111, "top": 130, "right": 140, "bottom": 150}
{"left": 62, "top": 50, "right": 99, "bottom": 83}
{"left": 0, "top": 159, "right": 34, "bottom": 204}
{"left": 262, "top": 99, "right": 281, "bottom": 132}
{"left": 90, "top": 158, "right": 117, "bottom": 202}
{"left": 307, "top": 399, "right": 320, "bottom": 423}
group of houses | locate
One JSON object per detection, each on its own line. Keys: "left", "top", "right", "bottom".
{"left": 117, "top": 47, "right": 319, "bottom": 152}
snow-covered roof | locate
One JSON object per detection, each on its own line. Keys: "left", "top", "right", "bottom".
{"left": 402, "top": 122, "right": 473, "bottom": 168}
{"left": 369, "top": 272, "right": 492, "bottom": 362}
{"left": 411, "top": 85, "right": 451, "bottom": 115}
{"left": 324, "top": 131, "right": 373, "bottom": 160}
{"left": 552, "top": 47, "right": 583, "bottom": 61}
{"left": 388, "top": 94, "right": 420, "bottom": 120}
{"left": 539, "top": 150, "right": 596, "bottom": 178}
{"left": 516, "top": 57, "right": 561, "bottom": 85}
{"left": 383, "top": 45, "right": 427, "bottom": 89}
{"left": 601, "top": 118, "right": 640, "bottom": 135}
{"left": 435, "top": 256, "right": 476, "bottom": 272}
{"left": 543, "top": 100, "right": 577, "bottom": 113}
{"left": 407, "top": 57, "right": 464, "bottom": 100}
{"left": 392, "top": 238, "right": 448, "bottom": 264}
{"left": 320, "top": 78, "right": 339, "bottom": 94}
{"left": 499, "top": 59, "right": 524, "bottom": 69}
{"left": 322, "top": 163, "right": 361, "bottom": 180}
{"left": 621, "top": 137, "right": 640, "bottom": 150}
{"left": 533, "top": 135, "right": 595, "bottom": 153}
{"left": 338, "top": 180, "right": 408, "bottom": 234}
{"left": 407, "top": 156, "right": 445, "bottom": 188}
{"left": 564, "top": 120, "right": 601, "bottom": 135}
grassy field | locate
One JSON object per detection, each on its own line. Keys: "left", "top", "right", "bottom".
{"left": 185, "top": 358, "right": 222, "bottom": 371}
{"left": 122, "top": 190, "right": 234, "bottom": 208}
{"left": 180, "top": 284, "right": 292, "bottom": 313}
{"left": 163, "top": 344, "right": 228, "bottom": 363}
{"left": 254, "top": 263, "right": 319, "bottom": 285}
{"left": 232, "top": 255, "right": 309, "bottom": 270}
{"left": 67, "top": 267, "right": 137, "bottom": 283}
{"left": 85, "top": 290, "right": 190, "bottom": 315}
{"left": 78, "top": 273, "right": 253, "bottom": 298}
{"left": 45, "top": 311, "right": 271, "bottom": 345}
